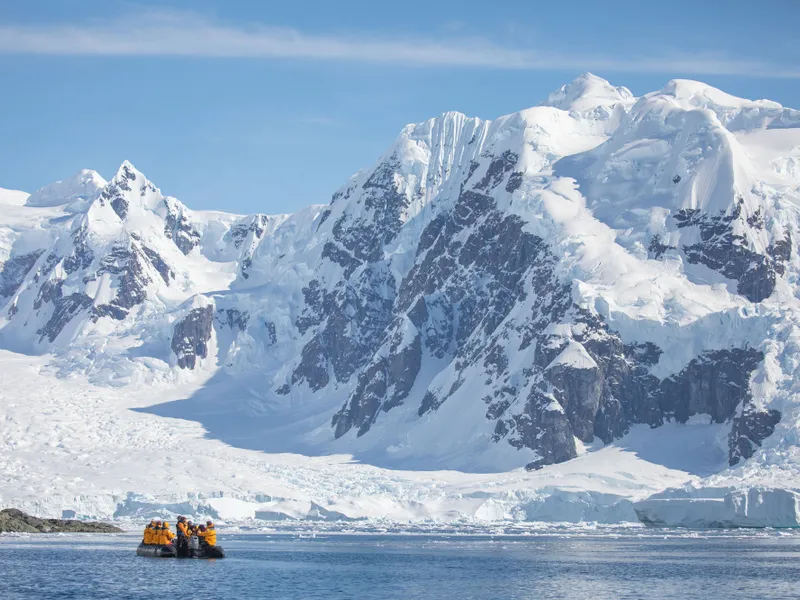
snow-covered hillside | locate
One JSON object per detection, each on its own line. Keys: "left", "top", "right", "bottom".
{"left": 2, "top": 73, "right": 800, "bottom": 526}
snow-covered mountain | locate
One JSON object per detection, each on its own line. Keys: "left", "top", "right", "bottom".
{"left": 2, "top": 73, "right": 800, "bottom": 525}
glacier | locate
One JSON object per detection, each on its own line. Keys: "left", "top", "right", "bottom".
{"left": 1, "top": 73, "right": 800, "bottom": 527}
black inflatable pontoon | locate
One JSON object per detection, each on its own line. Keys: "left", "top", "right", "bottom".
{"left": 191, "top": 545, "right": 225, "bottom": 559}
{"left": 177, "top": 536, "right": 225, "bottom": 559}
{"left": 136, "top": 543, "right": 177, "bottom": 558}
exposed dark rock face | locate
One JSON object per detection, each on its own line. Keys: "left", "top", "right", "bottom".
{"left": 99, "top": 165, "right": 137, "bottom": 220}
{"left": 544, "top": 363, "right": 604, "bottom": 443}
{"left": 648, "top": 234, "right": 674, "bottom": 259}
{"left": 216, "top": 308, "right": 249, "bottom": 331}
{"left": 14, "top": 223, "right": 174, "bottom": 342}
{"left": 0, "top": 508, "right": 122, "bottom": 533}
{"left": 326, "top": 153, "right": 410, "bottom": 269}
{"left": 111, "top": 196, "right": 129, "bottom": 220}
{"left": 475, "top": 151, "right": 518, "bottom": 190}
{"left": 658, "top": 348, "right": 764, "bottom": 424}
{"left": 675, "top": 199, "right": 792, "bottom": 302}
{"left": 31, "top": 248, "right": 96, "bottom": 343}
{"left": 227, "top": 214, "right": 268, "bottom": 249}
{"left": 91, "top": 245, "right": 153, "bottom": 321}
{"left": 172, "top": 305, "right": 214, "bottom": 369}
{"left": 241, "top": 257, "right": 252, "bottom": 279}
{"left": 63, "top": 226, "right": 94, "bottom": 274}
{"left": 505, "top": 171, "right": 524, "bottom": 193}
{"left": 290, "top": 154, "right": 420, "bottom": 393}
{"left": 292, "top": 266, "right": 395, "bottom": 391}
{"left": 332, "top": 326, "right": 422, "bottom": 437}
{"left": 265, "top": 321, "right": 277, "bottom": 345}
{"left": 37, "top": 291, "right": 93, "bottom": 343}
{"left": 519, "top": 344, "right": 767, "bottom": 469}
{"left": 729, "top": 404, "right": 781, "bottom": 466}
{"left": 227, "top": 215, "right": 270, "bottom": 279}
{"left": 511, "top": 389, "right": 577, "bottom": 469}
{"left": 163, "top": 198, "right": 201, "bottom": 255}
{"left": 141, "top": 246, "right": 174, "bottom": 283}
{"left": 321, "top": 242, "right": 361, "bottom": 277}
{"left": 292, "top": 336, "right": 330, "bottom": 391}
{"left": 0, "top": 250, "right": 43, "bottom": 298}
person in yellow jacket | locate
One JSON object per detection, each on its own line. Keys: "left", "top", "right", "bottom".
{"left": 161, "top": 522, "right": 175, "bottom": 545}
{"left": 143, "top": 520, "right": 156, "bottom": 545}
{"left": 152, "top": 521, "right": 163, "bottom": 544}
{"left": 154, "top": 521, "right": 167, "bottom": 545}
{"left": 205, "top": 521, "right": 217, "bottom": 546}
{"left": 197, "top": 524, "right": 216, "bottom": 547}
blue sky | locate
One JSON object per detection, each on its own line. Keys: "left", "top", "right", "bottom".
{"left": 1, "top": 0, "right": 798, "bottom": 214}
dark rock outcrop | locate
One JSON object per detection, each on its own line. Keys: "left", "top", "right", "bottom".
{"left": 675, "top": 200, "right": 791, "bottom": 302}
{"left": 172, "top": 305, "right": 214, "bottom": 369}
{"left": 729, "top": 405, "right": 781, "bottom": 466}
{"left": 163, "top": 198, "right": 201, "bottom": 255}
{"left": 216, "top": 308, "right": 249, "bottom": 331}
{"left": 0, "top": 250, "right": 43, "bottom": 298}
{"left": 332, "top": 326, "right": 422, "bottom": 437}
{"left": 658, "top": 348, "right": 764, "bottom": 424}
{"left": 35, "top": 276, "right": 94, "bottom": 343}
{"left": 142, "top": 246, "right": 174, "bottom": 283}
{"left": 227, "top": 214, "right": 268, "bottom": 249}
{"left": 91, "top": 244, "right": 153, "bottom": 321}
{"left": 0, "top": 508, "right": 122, "bottom": 533}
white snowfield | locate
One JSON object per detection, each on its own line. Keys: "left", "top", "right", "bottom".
{"left": 0, "top": 348, "right": 707, "bottom": 523}
{"left": 1, "top": 74, "right": 800, "bottom": 527}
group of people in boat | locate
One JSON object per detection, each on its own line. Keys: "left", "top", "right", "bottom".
{"left": 142, "top": 516, "right": 217, "bottom": 549}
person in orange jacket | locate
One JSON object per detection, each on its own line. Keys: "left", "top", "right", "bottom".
{"left": 176, "top": 517, "right": 189, "bottom": 538}
{"left": 175, "top": 516, "right": 190, "bottom": 554}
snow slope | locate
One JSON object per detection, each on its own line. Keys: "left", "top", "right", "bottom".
{"left": 2, "top": 74, "right": 800, "bottom": 526}
{"left": 0, "top": 349, "right": 703, "bottom": 522}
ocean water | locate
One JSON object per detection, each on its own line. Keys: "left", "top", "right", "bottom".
{"left": 1, "top": 527, "right": 799, "bottom": 599}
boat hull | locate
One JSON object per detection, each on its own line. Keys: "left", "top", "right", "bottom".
{"left": 136, "top": 543, "right": 177, "bottom": 558}
{"left": 192, "top": 545, "right": 225, "bottom": 559}
{"left": 177, "top": 542, "right": 225, "bottom": 559}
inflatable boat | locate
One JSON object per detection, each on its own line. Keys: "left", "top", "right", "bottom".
{"left": 136, "top": 540, "right": 225, "bottom": 559}
{"left": 136, "top": 543, "right": 177, "bottom": 558}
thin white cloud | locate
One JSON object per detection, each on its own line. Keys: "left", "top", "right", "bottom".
{"left": 0, "top": 11, "right": 797, "bottom": 78}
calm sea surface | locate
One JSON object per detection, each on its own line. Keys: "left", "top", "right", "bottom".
{"left": 1, "top": 527, "right": 799, "bottom": 599}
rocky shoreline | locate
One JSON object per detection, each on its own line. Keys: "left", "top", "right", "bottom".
{"left": 0, "top": 508, "right": 123, "bottom": 533}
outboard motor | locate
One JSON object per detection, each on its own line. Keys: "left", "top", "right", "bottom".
{"left": 188, "top": 535, "right": 200, "bottom": 557}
